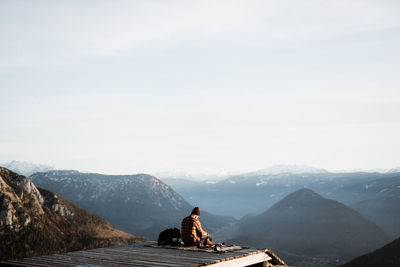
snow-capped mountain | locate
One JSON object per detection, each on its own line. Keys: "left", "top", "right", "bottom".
{"left": 252, "top": 164, "right": 328, "bottom": 175}
{"left": 153, "top": 171, "right": 199, "bottom": 180}
{"left": 388, "top": 166, "right": 400, "bottom": 173}
{"left": 154, "top": 170, "right": 241, "bottom": 181}
{"left": 2, "top": 160, "right": 53, "bottom": 176}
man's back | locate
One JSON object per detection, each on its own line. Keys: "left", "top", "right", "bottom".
{"left": 181, "top": 214, "right": 208, "bottom": 246}
{"left": 181, "top": 215, "right": 198, "bottom": 246}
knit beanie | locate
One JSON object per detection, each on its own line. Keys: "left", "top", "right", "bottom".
{"left": 191, "top": 207, "right": 201, "bottom": 216}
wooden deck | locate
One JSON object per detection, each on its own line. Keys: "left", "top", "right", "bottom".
{"left": 1, "top": 242, "right": 287, "bottom": 267}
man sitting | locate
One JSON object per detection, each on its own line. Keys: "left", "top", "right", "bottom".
{"left": 181, "top": 207, "right": 214, "bottom": 247}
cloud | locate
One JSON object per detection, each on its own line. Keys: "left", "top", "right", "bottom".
{"left": 1, "top": 0, "right": 399, "bottom": 67}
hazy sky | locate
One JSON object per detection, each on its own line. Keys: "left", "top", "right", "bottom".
{"left": 1, "top": 0, "right": 400, "bottom": 174}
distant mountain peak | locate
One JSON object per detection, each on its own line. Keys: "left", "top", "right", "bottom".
{"left": 388, "top": 166, "right": 400, "bottom": 173}
{"left": 253, "top": 164, "right": 328, "bottom": 175}
{"left": 272, "top": 188, "right": 324, "bottom": 208}
{"left": 291, "top": 188, "right": 320, "bottom": 197}
{"left": 2, "top": 160, "right": 53, "bottom": 176}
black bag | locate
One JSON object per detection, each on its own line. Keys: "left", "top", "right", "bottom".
{"left": 157, "top": 227, "right": 182, "bottom": 246}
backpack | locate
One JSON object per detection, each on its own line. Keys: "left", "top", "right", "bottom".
{"left": 157, "top": 227, "right": 182, "bottom": 246}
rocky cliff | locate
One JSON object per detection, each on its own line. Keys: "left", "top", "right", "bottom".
{"left": 0, "top": 167, "right": 145, "bottom": 260}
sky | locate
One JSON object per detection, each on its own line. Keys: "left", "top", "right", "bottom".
{"left": 1, "top": 0, "right": 400, "bottom": 175}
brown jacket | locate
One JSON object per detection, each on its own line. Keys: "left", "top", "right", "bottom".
{"left": 181, "top": 214, "right": 208, "bottom": 246}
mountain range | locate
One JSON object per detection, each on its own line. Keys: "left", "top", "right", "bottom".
{"left": 228, "top": 189, "right": 392, "bottom": 267}
{"left": 30, "top": 170, "right": 236, "bottom": 240}
{"left": 0, "top": 167, "right": 144, "bottom": 261}
{"left": 165, "top": 170, "right": 400, "bottom": 238}
{"left": 3, "top": 162, "right": 400, "bottom": 266}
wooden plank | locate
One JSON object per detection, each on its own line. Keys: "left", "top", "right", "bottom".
{"left": 99, "top": 248, "right": 220, "bottom": 261}
{"left": 68, "top": 250, "right": 197, "bottom": 266}
{"left": 201, "top": 252, "right": 272, "bottom": 267}
{"left": 3, "top": 259, "right": 58, "bottom": 267}
{"left": 92, "top": 248, "right": 230, "bottom": 264}
{"left": 51, "top": 251, "right": 181, "bottom": 267}
{"left": 56, "top": 249, "right": 192, "bottom": 267}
